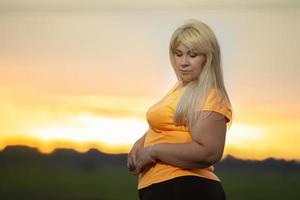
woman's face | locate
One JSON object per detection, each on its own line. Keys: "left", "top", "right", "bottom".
{"left": 173, "top": 43, "right": 206, "bottom": 83}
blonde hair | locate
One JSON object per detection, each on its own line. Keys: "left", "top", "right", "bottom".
{"left": 169, "top": 19, "right": 233, "bottom": 129}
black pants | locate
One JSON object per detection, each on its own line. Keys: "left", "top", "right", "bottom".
{"left": 138, "top": 176, "right": 226, "bottom": 200}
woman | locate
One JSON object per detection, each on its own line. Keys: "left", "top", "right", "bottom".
{"left": 127, "top": 19, "right": 233, "bottom": 200}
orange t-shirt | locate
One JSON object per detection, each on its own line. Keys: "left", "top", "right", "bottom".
{"left": 137, "top": 80, "right": 232, "bottom": 190}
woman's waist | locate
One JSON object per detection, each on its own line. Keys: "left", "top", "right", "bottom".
{"left": 139, "top": 162, "right": 219, "bottom": 182}
{"left": 141, "top": 162, "right": 215, "bottom": 174}
{"left": 138, "top": 162, "right": 219, "bottom": 189}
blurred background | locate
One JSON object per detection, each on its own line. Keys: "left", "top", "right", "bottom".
{"left": 0, "top": 0, "right": 299, "bottom": 200}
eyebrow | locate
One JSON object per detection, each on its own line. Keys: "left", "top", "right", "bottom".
{"left": 174, "top": 49, "right": 197, "bottom": 53}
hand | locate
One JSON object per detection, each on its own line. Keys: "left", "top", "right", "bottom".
{"left": 127, "top": 139, "right": 144, "bottom": 175}
{"left": 131, "top": 145, "right": 157, "bottom": 175}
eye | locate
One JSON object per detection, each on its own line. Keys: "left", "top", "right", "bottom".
{"left": 189, "top": 54, "right": 197, "bottom": 58}
{"left": 174, "top": 53, "right": 182, "bottom": 57}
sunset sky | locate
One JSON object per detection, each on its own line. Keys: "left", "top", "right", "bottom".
{"left": 0, "top": 0, "right": 299, "bottom": 161}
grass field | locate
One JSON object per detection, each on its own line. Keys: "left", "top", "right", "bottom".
{"left": 0, "top": 166, "right": 299, "bottom": 200}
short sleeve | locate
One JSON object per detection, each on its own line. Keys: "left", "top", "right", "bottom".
{"left": 195, "top": 88, "right": 232, "bottom": 123}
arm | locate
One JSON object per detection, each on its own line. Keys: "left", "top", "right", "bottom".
{"left": 151, "top": 111, "right": 227, "bottom": 169}
{"left": 133, "top": 111, "right": 227, "bottom": 174}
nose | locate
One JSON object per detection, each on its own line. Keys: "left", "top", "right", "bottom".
{"left": 180, "top": 55, "right": 189, "bottom": 67}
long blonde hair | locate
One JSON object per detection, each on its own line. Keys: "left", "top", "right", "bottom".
{"left": 169, "top": 19, "right": 233, "bottom": 129}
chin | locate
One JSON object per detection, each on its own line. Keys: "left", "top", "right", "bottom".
{"left": 181, "top": 77, "right": 192, "bottom": 82}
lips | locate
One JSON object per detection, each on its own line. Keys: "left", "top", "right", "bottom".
{"left": 180, "top": 70, "right": 191, "bottom": 73}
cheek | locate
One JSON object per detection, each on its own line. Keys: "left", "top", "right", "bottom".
{"left": 192, "top": 60, "right": 204, "bottom": 69}
{"left": 174, "top": 57, "right": 181, "bottom": 66}
{"left": 192, "top": 61, "right": 205, "bottom": 76}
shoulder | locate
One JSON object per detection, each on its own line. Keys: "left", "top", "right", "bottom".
{"left": 200, "top": 88, "right": 232, "bottom": 123}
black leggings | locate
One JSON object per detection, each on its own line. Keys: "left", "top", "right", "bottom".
{"left": 138, "top": 176, "right": 226, "bottom": 200}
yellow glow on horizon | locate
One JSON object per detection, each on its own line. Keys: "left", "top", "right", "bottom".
{"left": 0, "top": 92, "right": 153, "bottom": 154}
{"left": 0, "top": 91, "right": 299, "bottom": 160}
{"left": 226, "top": 123, "right": 266, "bottom": 147}
{"left": 0, "top": 119, "right": 299, "bottom": 161}
{"left": 29, "top": 114, "right": 148, "bottom": 146}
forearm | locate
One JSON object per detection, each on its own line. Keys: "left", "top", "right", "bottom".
{"left": 151, "top": 141, "right": 214, "bottom": 169}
